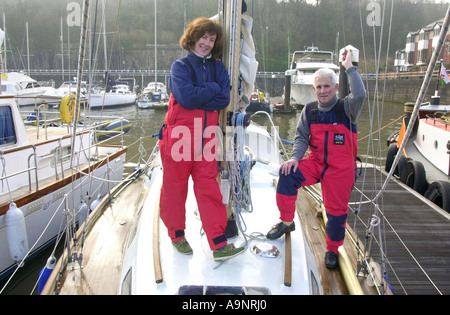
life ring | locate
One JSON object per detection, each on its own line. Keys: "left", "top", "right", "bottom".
{"left": 59, "top": 94, "right": 79, "bottom": 124}
{"left": 424, "top": 180, "right": 450, "bottom": 212}
{"left": 400, "top": 160, "right": 428, "bottom": 195}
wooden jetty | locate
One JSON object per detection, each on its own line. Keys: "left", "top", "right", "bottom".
{"left": 296, "top": 165, "right": 450, "bottom": 295}
{"left": 346, "top": 166, "right": 450, "bottom": 295}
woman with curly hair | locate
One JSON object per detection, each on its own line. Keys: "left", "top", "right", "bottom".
{"left": 158, "top": 17, "right": 245, "bottom": 261}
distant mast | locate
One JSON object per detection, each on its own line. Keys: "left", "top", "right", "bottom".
{"left": 154, "top": 0, "right": 157, "bottom": 83}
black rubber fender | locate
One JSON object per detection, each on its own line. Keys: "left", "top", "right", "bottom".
{"left": 385, "top": 143, "right": 398, "bottom": 172}
{"left": 395, "top": 154, "right": 408, "bottom": 177}
{"left": 424, "top": 180, "right": 450, "bottom": 212}
{"left": 400, "top": 160, "right": 428, "bottom": 195}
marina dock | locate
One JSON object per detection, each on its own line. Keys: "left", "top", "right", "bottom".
{"left": 347, "top": 166, "right": 450, "bottom": 295}
{"left": 297, "top": 165, "right": 450, "bottom": 295}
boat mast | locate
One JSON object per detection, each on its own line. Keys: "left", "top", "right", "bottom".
{"left": 102, "top": 0, "right": 107, "bottom": 70}
{"left": 2, "top": 13, "right": 6, "bottom": 71}
{"left": 432, "top": 59, "right": 443, "bottom": 105}
{"left": 219, "top": 0, "right": 242, "bottom": 171}
{"left": 220, "top": 0, "right": 242, "bottom": 127}
{"left": 154, "top": 0, "right": 157, "bottom": 83}
{"left": 60, "top": 18, "right": 65, "bottom": 82}
{"left": 219, "top": 0, "right": 245, "bottom": 226}
{"left": 71, "top": 0, "right": 90, "bottom": 168}
{"left": 26, "top": 22, "right": 30, "bottom": 74}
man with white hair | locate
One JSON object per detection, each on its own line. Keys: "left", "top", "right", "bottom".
{"left": 267, "top": 50, "right": 366, "bottom": 269}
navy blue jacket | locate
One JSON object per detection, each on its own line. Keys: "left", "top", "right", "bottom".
{"left": 168, "top": 52, "right": 230, "bottom": 111}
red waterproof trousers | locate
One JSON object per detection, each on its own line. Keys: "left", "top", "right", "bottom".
{"left": 276, "top": 100, "right": 358, "bottom": 253}
{"left": 159, "top": 95, "right": 227, "bottom": 250}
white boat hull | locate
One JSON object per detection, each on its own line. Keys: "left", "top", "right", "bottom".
{"left": 88, "top": 93, "right": 136, "bottom": 109}
{"left": 288, "top": 65, "right": 339, "bottom": 107}
{"left": 0, "top": 146, "right": 126, "bottom": 280}
{"left": 290, "top": 83, "right": 317, "bottom": 107}
{"left": 413, "top": 117, "right": 450, "bottom": 177}
{"left": 286, "top": 49, "right": 339, "bottom": 106}
{"left": 137, "top": 100, "right": 159, "bottom": 109}
{"left": 0, "top": 94, "right": 128, "bottom": 280}
{"left": 119, "top": 124, "right": 321, "bottom": 295}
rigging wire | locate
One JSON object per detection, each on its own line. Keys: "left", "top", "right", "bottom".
{"left": 354, "top": 0, "right": 450, "bottom": 295}
{"left": 352, "top": 0, "right": 392, "bottom": 294}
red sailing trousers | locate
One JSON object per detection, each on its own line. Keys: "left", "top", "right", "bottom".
{"left": 276, "top": 100, "right": 358, "bottom": 253}
{"left": 159, "top": 95, "right": 227, "bottom": 250}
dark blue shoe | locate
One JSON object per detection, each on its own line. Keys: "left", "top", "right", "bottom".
{"left": 266, "top": 221, "right": 295, "bottom": 239}
{"left": 325, "top": 251, "right": 339, "bottom": 269}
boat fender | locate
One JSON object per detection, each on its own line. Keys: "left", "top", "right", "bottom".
{"left": 37, "top": 255, "right": 56, "bottom": 295}
{"left": 395, "top": 155, "right": 408, "bottom": 177}
{"left": 400, "top": 160, "right": 428, "bottom": 195}
{"left": 59, "top": 94, "right": 79, "bottom": 124}
{"left": 26, "top": 112, "right": 43, "bottom": 122}
{"left": 424, "top": 180, "right": 450, "bottom": 212}
{"left": 385, "top": 143, "right": 398, "bottom": 172}
{"left": 384, "top": 275, "right": 394, "bottom": 294}
{"left": 5, "top": 202, "right": 29, "bottom": 264}
{"left": 77, "top": 200, "right": 88, "bottom": 226}
{"left": 89, "top": 194, "right": 102, "bottom": 214}
{"left": 97, "top": 119, "right": 131, "bottom": 141}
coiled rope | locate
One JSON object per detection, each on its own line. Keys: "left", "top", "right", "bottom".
{"left": 228, "top": 112, "right": 254, "bottom": 223}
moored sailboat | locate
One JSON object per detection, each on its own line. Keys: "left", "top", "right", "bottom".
{"left": 0, "top": 0, "right": 129, "bottom": 288}
{"left": 0, "top": 93, "right": 127, "bottom": 282}
{"left": 38, "top": 0, "right": 389, "bottom": 297}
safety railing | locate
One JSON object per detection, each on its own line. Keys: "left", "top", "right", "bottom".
{"left": 1, "top": 115, "right": 128, "bottom": 196}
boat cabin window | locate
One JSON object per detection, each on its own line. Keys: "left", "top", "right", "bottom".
{"left": 25, "top": 82, "right": 41, "bottom": 89}
{"left": 2, "top": 83, "right": 21, "bottom": 94}
{"left": 0, "top": 105, "right": 17, "bottom": 146}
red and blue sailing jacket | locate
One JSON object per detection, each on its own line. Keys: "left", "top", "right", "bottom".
{"left": 160, "top": 52, "right": 230, "bottom": 162}
{"left": 305, "top": 99, "right": 358, "bottom": 177}
{"left": 168, "top": 52, "right": 230, "bottom": 111}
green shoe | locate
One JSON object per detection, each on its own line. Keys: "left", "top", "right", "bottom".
{"left": 213, "top": 243, "right": 245, "bottom": 261}
{"left": 172, "top": 238, "right": 193, "bottom": 255}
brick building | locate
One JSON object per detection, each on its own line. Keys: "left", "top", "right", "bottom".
{"left": 395, "top": 19, "right": 450, "bottom": 72}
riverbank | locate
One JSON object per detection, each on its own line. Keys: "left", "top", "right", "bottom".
{"left": 29, "top": 71, "right": 449, "bottom": 105}
{"left": 256, "top": 76, "right": 450, "bottom": 105}
{"left": 365, "top": 78, "right": 450, "bottom": 104}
